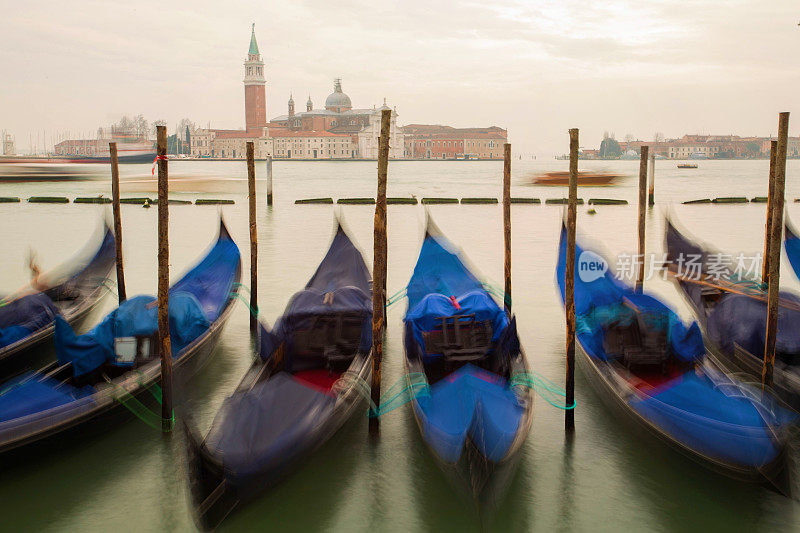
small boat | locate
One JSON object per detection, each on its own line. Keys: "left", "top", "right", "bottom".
{"left": 184, "top": 222, "right": 373, "bottom": 530}
{"left": 532, "top": 171, "right": 621, "bottom": 186}
{"left": 677, "top": 164, "right": 698, "bottom": 169}
{"left": 0, "top": 224, "right": 116, "bottom": 373}
{"left": 665, "top": 217, "right": 800, "bottom": 411}
{"left": 558, "top": 224, "right": 794, "bottom": 489}
{"left": 0, "top": 219, "right": 241, "bottom": 456}
{"left": 402, "top": 219, "right": 533, "bottom": 506}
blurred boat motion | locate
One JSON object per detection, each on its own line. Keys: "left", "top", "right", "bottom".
{"left": 531, "top": 170, "right": 622, "bottom": 186}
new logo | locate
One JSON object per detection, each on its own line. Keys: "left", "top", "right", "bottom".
{"left": 578, "top": 250, "right": 608, "bottom": 282}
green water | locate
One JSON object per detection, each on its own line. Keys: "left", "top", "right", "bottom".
{"left": 0, "top": 159, "right": 799, "bottom": 531}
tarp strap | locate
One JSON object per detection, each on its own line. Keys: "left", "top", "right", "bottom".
{"left": 333, "top": 371, "right": 430, "bottom": 418}
{"left": 510, "top": 371, "right": 576, "bottom": 410}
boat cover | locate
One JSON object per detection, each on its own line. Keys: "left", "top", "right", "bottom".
{"left": 404, "top": 233, "right": 509, "bottom": 359}
{"left": 205, "top": 372, "right": 335, "bottom": 483}
{"left": 0, "top": 374, "right": 94, "bottom": 423}
{"left": 55, "top": 293, "right": 210, "bottom": 376}
{"left": 55, "top": 223, "right": 240, "bottom": 377}
{"left": 667, "top": 220, "right": 800, "bottom": 362}
{"left": 0, "top": 293, "right": 60, "bottom": 348}
{"left": 784, "top": 218, "right": 800, "bottom": 281}
{"left": 415, "top": 364, "right": 523, "bottom": 463}
{"left": 261, "top": 226, "right": 372, "bottom": 362}
{"left": 556, "top": 227, "right": 705, "bottom": 362}
{"left": 631, "top": 372, "right": 789, "bottom": 466}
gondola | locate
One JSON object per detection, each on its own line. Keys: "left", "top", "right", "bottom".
{"left": 402, "top": 219, "right": 533, "bottom": 506}
{"left": 0, "top": 223, "right": 116, "bottom": 374}
{"left": 0, "top": 219, "right": 241, "bottom": 456}
{"left": 557, "top": 224, "right": 794, "bottom": 490}
{"left": 665, "top": 217, "right": 800, "bottom": 411}
{"left": 184, "top": 222, "right": 373, "bottom": 530}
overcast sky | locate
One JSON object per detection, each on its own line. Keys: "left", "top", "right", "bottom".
{"left": 1, "top": 0, "right": 799, "bottom": 155}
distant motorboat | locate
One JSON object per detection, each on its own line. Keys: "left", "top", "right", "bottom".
{"left": 677, "top": 164, "right": 698, "bottom": 169}
{"left": 532, "top": 171, "right": 622, "bottom": 186}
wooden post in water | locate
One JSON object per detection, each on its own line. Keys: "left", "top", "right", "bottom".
{"left": 565, "top": 128, "right": 579, "bottom": 433}
{"left": 266, "top": 155, "right": 273, "bottom": 207}
{"left": 109, "top": 142, "right": 126, "bottom": 304}
{"left": 156, "top": 125, "right": 173, "bottom": 433}
{"left": 370, "top": 108, "right": 391, "bottom": 435}
{"left": 636, "top": 146, "right": 649, "bottom": 293}
{"left": 247, "top": 142, "right": 258, "bottom": 335}
{"left": 762, "top": 141, "right": 778, "bottom": 285}
{"left": 763, "top": 113, "right": 789, "bottom": 389}
{"left": 503, "top": 143, "right": 512, "bottom": 312}
{"left": 647, "top": 151, "right": 655, "bottom": 207}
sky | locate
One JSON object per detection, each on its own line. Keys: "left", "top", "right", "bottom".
{"left": 1, "top": 0, "right": 799, "bottom": 155}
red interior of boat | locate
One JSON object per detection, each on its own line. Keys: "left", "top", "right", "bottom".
{"left": 293, "top": 369, "right": 342, "bottom": 394}
{"left": 627, "top": 366, "right": 684, "bottom": 394}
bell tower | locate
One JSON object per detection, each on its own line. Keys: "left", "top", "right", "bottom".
{"left": 244, "top": 23, "right": 267, "bottom": 134}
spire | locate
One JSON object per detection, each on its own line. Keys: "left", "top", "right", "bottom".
{"left": 248, "top": 23, "right": 260, "bottom": 56}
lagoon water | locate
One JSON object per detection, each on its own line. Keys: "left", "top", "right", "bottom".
{"left": 1, "top": 158, "right": 800, "bottom": 531}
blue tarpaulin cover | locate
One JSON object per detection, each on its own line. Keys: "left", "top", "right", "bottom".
{"left": 205, "top": 372, "right": 335, "bottom": 482}
{"left": 55, "top": 293, "right": 210, "bottom": 376}
{"left": 0, "top": 373, "right": 93, "bottom": 423}
{"left": 404, "top": 233, "right": 509, "bottom": 359}
{"left": 261, "top": 226, "right": 372, "bottom": 362}
{"left": 631, "top": 372, "right": 784, "bottom": 466}
{"left": 0, "top": 293, "right": 60, "bottom": 348}
{"left": 55, "top": 223, "right": 239, "bottom": 377}
{"left": 556, "top": 227, "right": 705, "bottom": 362}
{"left": 415, "top": 364, "right": 523, "bottom": 463}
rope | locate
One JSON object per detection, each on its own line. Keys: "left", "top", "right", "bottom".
{"left": 332, "top": 371, "right": 430, "bottom": 418}
{"left": 106, "top": 376, "right": 173, "bottom": 430}
{"left": 385, "top": 287, "right": 407, "bottom": 308}
{"left": 232, "top": 282, "right": 251, "bottom": 296}
{"left": 510, "top": 371, "right": 575, "bottom": 410}
{"left": 229, "top": 291, "right": 259, "bottom": 319}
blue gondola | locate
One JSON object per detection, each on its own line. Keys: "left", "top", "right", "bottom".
{"left": 0, "top": 219, "right": 240, "bottom": 456}
{"left": 558, "top": 223, "right": 794, "bottom": 491}
{"left": 402, "top": 219, "right": 533, "bottom": 506}
{"left": 0, "top": 224, "right": 116, "bottom": 374}
{"left": 666, "top": 217, "right": 800, "bottom": 411}
{"left": 184, "top": 222, "right": 373, "bottom": 530}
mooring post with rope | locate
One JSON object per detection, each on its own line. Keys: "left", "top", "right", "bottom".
{"left": 636, "top": 145, "right": 649, "bottom": 293}
{"left": 247, "top": 141, "right": 258, "bottom": 336}
{"left": 762, "top": 140, "right": 778, "bottom": 286}
{"left": 565, "top": 128, "right": 579, "bottom": 433}
{"left": 156, "top": 125, "right": 173, "bottom": 433}
{"left": 503, "top": 143, "right": 512, "bottom": 313}
{"left": 109, "top": 142, "right": 126, "bottom": 304}
{"left": 370, "top": 108, "right": 391, "bottom": 436}
{"left": 763, "top": 112, "right": 789, "bottom": 390}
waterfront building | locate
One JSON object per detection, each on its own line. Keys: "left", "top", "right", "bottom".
{"left": 403, "top": 125, "right": 507, "bottom": 159}
{"left": 271, "top": 130, "right": 357, "bottom": 159}
{"left": 2, "top": 132, "right": 16, "bottom": 156}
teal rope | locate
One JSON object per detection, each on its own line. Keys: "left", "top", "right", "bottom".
{"left": 233, "top": 282, "right": 251, "bottom": 296}
{"left": 368, "top": 372, "right": 430, "bottom": 418}
{"left": 510, "top": 371, "right": 576, "bottom": 410}
{"left": 229, "top": 292, "right": 259, "bottom": 319}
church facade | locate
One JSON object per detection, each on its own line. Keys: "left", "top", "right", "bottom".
{"left": 190, "top": 26, "right": 504, "bottom": 160}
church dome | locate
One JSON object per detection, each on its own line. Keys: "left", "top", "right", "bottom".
{"left": 325, "top": 78, "right": 352, "bottom": 111}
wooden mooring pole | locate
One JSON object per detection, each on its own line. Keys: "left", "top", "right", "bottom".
{"left": 247, "top": 142, "right": 258, "bottom": 335}
{"left": 762, "top": 141, "right": 778, "bottom": 285}
{"left": 648, "top": 151, "right": 655, "bottom": 207}
{"left": 370, "top": 108, "right": 391, "bottom": 435}
{"left": 266, "top": 155, "right": 273, "bottom": 207}
{"left": 156, "top": 125, "right": 173, "bottom": 433}
{"left": 636, "top": 146, "right": 649, "bottom": 293}
{"left": 763, "top": 113, "right": 789, "bottom": 390}
{"left": 565, "top": 128, "right": 579, "bottom": 433}
{"left": 503, "top": 143, "right": 512, "bottom": 312}
{"left": 109, "top": 142, "right": 126, "bottom": 303}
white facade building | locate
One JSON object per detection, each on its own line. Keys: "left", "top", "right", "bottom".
{"left": 357, "top": 105, "right": 404, "bottom": 159}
